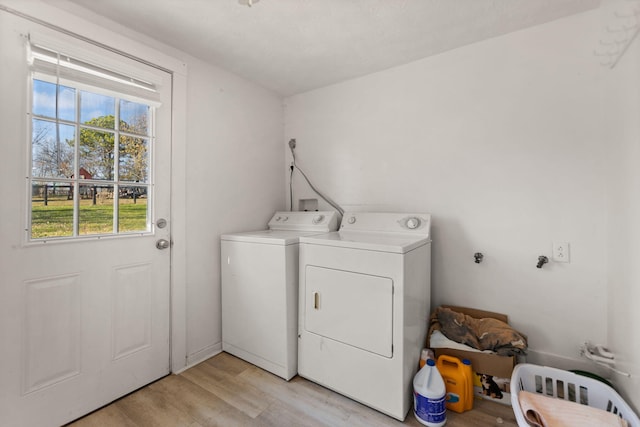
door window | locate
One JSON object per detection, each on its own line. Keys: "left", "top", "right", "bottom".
{"left": 28, "top": 44, "right": 157, "bottom": 241}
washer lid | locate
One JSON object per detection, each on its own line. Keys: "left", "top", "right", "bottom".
{"left": 221, "top": 229, "right": 328, "bottom": 245}
{"left": 221, "top": 211, "right": 339, "bottom": 245}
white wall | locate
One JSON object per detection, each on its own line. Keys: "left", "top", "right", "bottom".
{"left": 285, "top": 10, "right": 610, "bottom": 370}
{"left": 184, "top": 57, "right": 284, "bottom": 365}
{"left": 602, "top": 1, "right": 640, "bottom": 411}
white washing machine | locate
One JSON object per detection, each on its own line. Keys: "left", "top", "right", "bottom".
{"left": 221, "top": 211, "right": 338, "bottom": 380}
{"left": 297, "top": 212, "right": 431, "bottom": 420}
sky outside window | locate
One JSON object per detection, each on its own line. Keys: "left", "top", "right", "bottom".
{"left": 33, "top": 80, "right": 76, "bottom": 121}
{"left": 80, "top": 91, "right": 115, "bottom": 126}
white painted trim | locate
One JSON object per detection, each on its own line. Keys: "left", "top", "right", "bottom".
{"left": 525, "top": 349, "right": 610, "bottom": 379}
{"left": 181, "top": 344, "right": 223, "bottom": 373}
{"left": 170, "top": 70, "right": 189, "bottom": 373}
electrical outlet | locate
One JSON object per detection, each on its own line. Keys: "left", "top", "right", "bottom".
{"left": 552, "top": 242, "right": 570, "bottom": 263}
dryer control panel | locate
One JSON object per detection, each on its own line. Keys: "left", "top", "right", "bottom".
{"left": 340, "top": 212, "right": 431, "bottom": 236}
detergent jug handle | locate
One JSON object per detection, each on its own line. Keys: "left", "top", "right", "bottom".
{"left": 436, "top": 354, "right": 461, "bottom": 368}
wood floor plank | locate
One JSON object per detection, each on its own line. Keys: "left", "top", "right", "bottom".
{"left": 325, "top": 390, "right": 408, "bottom": 427}
{"left": 181, "top": 361, "right": 272, "bottom": 419}
{"left": 237, "top": 366, "right": 352, "bottom": 426}
{"left": 204, "top": 351, "right": 254, "bottom": 376}
{"left": 252, "top": 400, "right": 335, "bottom": 427}
{"left": 65, "top": 404, "right": 138, "bottom": 427}
{"left": 445, "top": 398, "right": 518, "bottom": 427}
{"left": 148, "top": 375, "right": 255, "bottom": 427}
{"left": 114, "top": 386, "right": 202, "bottom": 427}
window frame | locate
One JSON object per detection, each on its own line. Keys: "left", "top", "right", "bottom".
{"left": 26, "top": 72, "right": 157, "bottom": 243}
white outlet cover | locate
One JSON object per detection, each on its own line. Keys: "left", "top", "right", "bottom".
{"left": 552, "top": 242, "right": 570, "bottom": 263}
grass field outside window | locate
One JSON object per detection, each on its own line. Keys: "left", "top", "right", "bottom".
{"left": 31, "top": 195, "right": 148, "bottom": 238}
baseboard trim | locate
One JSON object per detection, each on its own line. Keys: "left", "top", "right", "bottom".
{"left": 524, "top": 349, "right": 610, "bottom": 379}
{"left": 174, "top": 343, "right": 222, "bottom": 374}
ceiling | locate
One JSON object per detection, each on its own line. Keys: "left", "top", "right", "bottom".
{"left": 64, "top": 0, "right": 600, "bottom": 96}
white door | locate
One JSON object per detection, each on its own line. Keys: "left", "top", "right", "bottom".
{"left": 0, "top": 12, "right": 172, "bottom": 427}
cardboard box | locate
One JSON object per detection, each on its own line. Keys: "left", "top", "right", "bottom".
{"left": 427, "top": 306, "right": 517, "bottom": 405}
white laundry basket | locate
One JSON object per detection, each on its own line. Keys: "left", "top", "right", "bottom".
{"left": 510, "top": 364, "right": 639, "bottom": 427}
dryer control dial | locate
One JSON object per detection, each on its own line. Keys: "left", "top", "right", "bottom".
{"left": 312, "top": 214, "right": 325, "bottom": 224}
{"left": 347, "top": 216, "right": 357, "bottom": 224}
{"left": 406, "top": 217, "right": 421, "bottom": 229}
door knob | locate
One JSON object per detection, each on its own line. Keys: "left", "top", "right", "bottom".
{"left": 156, "top": 239, "right": 170, "bottom": 250}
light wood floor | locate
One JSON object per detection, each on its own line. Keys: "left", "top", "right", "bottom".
{"left": 67, "top": 352, "right": 518, "bottom": 427}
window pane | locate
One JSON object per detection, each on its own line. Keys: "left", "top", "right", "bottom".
{"left": 31, "top": 181, "right": 74, "bottom": 238}
{"left": 79, "top": 185, "right": 114, "bottom": 235}
{"left": 119, "top": 185, "right": 149, "bottom": 232}
{"left": 120, "top": 100, "right": 149, "bottom": 135}
{"left": 79, "top": 128, "right": 115, "bottom": 180}
{"left": 33, "top": 79, "right": 76, "bottom": 121}
{"left": 119, "top": 135, "right": 148, "bottom": 182}
{"left": 32, "top": 119, "right": 75, "bottom": 179}
{"left": 80, "top": 91, "right": 115, "bottom": 128}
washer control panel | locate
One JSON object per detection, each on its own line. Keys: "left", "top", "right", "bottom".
{"left": 269, "top": 211, "right": 339, "bottom": 232}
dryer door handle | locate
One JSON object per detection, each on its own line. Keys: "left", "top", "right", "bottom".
{"left": 313, "top": 291, "right": 320, "bottom": 310}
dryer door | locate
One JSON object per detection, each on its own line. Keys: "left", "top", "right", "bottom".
{"left": 304, "top": 266, "right": 393, "bottom": 357}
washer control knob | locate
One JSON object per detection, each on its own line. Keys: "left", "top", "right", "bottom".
{"left": 347, "top": 216, "right": 356, "bottom": 224}
{"left": 312, "top": 214, "right": 325, "bottom": 224}
{"left": 406, "top": 217, "right": 421, "bottom": 229}
{"left": 275, "top": 216, "right": 282, "bottom": 221}
{"left": 282, "top": 216, "right": 289, "bottom": 221}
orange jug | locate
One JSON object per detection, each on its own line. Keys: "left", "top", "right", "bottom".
{"left": 436, "top": 354, "right": 473, "bottom": 413}
{"left": 460, "top": 358, "right": 474, "bottom": 411}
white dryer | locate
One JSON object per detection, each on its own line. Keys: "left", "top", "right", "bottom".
{"left": 297, "top": 212, "right": 431, "bottom": 420}
{"left": 221, "top": 211, "right": 338, "bottom": 380}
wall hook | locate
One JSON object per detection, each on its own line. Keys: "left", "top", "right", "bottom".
{"left": 537, "top": 255, "right": 549, "bottom": 268}
{"left": 474, "top": 252, "right": 484, "bottom": 264}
